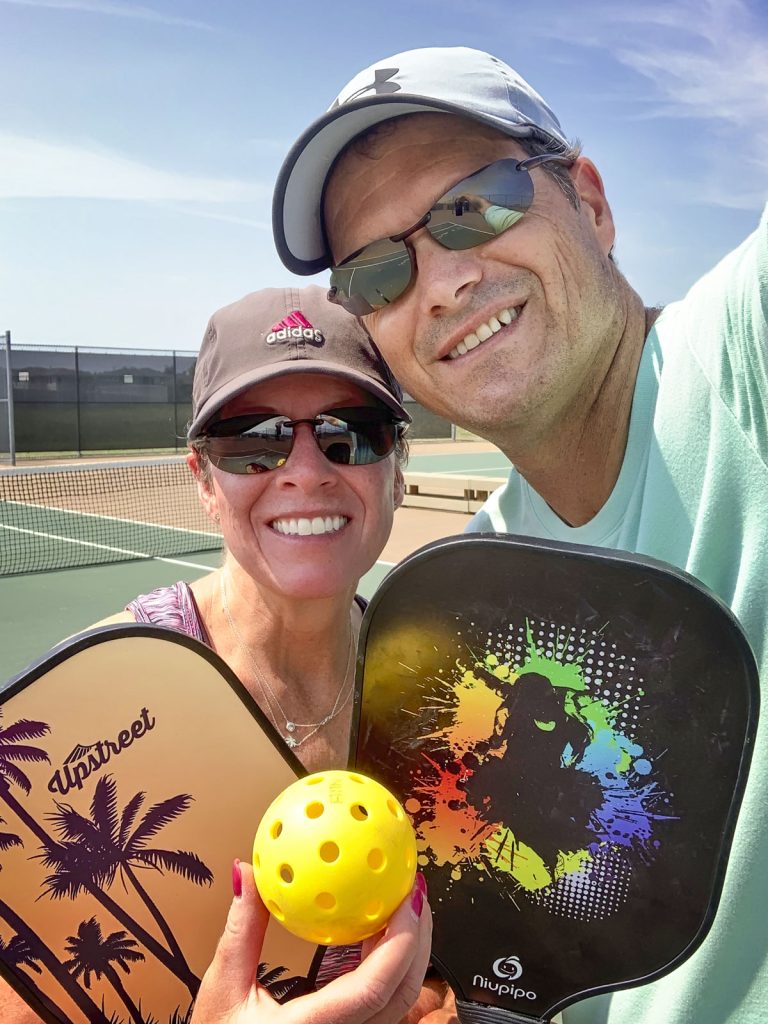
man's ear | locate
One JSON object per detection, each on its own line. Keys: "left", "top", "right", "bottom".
{"left": 570, "top": 157, "right": 615, "bottom": 257}
{"left": 186, "top": 450, "right": 220, "bottom": 525}
{"left": 393, "top": 465, "right": 405, "bottom": 510}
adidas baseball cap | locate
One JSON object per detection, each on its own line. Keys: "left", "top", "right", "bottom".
{"left": 273, "top": 45, "right": 569, "bottom": 276}
{"left": 188, "top": 285, "right": 409, "bottom": 439}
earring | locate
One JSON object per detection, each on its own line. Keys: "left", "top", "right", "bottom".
{"left": 214, "top": 513, "right": 221, "bottom": 523}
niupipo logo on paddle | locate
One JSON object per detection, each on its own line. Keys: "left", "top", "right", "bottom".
{"left": 47, "top": 707, "right": 156, "bottom": 796}
{"left": 473, "top": 954, "right": 536, "bottom": 1001}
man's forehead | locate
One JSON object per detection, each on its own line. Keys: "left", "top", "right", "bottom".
{"left": 324, "top": 113, "right": 521, "bottom": 255}
{"left": 339, "top": 110, "right": 513, "bottom": 165}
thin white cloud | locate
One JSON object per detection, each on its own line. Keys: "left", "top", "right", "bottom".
{"left": 0, "top": 0, "right": 216, "bottom": 30}
{"left": 0, "top": 133, "right": 269, "bottom": 203}
{"left": 521, "top": 0, "right": 768, "bottom": 208}
{"left": 607, "top": 2, "right": 768, "bottom": 130}
{"left": 156, "top": 202, "right": 271, "bottom": 230}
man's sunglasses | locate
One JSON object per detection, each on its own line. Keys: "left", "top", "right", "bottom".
{"left": 328, "top": 154, "right": 572, "bottom": 316}
{"left": 199, "top": 406, "right": 404, "bottom": 474}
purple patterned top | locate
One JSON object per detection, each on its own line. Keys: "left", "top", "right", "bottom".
{"left": 127, "top": 580, "right": 210, "bottom": 643}
{"left": 125, "top": 580, "right": 363, "bottom": 986}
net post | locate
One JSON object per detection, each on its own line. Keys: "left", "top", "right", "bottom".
{"left": 3, "top": 330, "right": 16, "bottom": 465}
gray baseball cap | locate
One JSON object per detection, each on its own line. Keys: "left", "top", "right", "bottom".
{"left": 273, "top": 46, "right": 568, "bottom": 276}
{"left": 188, "top": 285, "right": 409, "bottom": 439}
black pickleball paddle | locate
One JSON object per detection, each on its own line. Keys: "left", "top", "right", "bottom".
{"left": 0, "top": 626, "right": 323, "bottom": 1024}
{"left": 351, "top": 535, "right": 759, "bottom": 1023}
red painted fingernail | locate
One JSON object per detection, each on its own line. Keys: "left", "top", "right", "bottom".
{"left": 232, "top": 859, "right": 242, "bottom": 899}
{"left": 411, "top": 886, "right": 424, "bottom": 919}
{"left": 415, "top": 871, "right": 427, "bottom": 895}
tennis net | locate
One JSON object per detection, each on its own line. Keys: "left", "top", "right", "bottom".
{"left": 0, "top": 458, "right": 222, "bottom": 575}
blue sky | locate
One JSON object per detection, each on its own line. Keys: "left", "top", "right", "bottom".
{"left": 2, "top": 0, "right": 767, "bottom": 351}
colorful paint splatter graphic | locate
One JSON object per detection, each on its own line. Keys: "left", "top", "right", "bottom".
{"left": 405, "top": 620, "right": 676, "bottom": 921}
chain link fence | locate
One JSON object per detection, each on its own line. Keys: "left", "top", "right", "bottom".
{"left": 5, "top": 342, "right": 452, "bottom": 459}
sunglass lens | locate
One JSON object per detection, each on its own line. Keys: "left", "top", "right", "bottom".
{"left": 431, "top": 159, "right": 534, "bottom": 251}
{"left": 331, "top": 238, "right": 413, "bottom": 315}
{"left": 316, "top": 412, "right": 397, "bottom": 465}
{"left": 204, "top": 415, "right": 291, "bottom": 473}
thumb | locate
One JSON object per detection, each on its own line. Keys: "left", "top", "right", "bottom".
{"left": 193, "top": 858, "right": 271, "bottom": 1021}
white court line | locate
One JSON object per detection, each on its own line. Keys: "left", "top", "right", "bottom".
{"left": 1, "top": 523, "right": 216, "bottom": 572}
{"left": 1, "top": 521, "right": 391, "bottom": 575}
{"left": 409, "top": 465, "right": 509, "bottom": 475}
{"left": 1, "top": 498, "right": 216, "bottom": 538}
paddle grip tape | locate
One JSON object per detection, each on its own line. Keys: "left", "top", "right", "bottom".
{"left": 456, "top": 998, "right": 549, "bottom": 1023}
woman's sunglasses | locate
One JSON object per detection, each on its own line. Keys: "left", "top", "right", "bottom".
{"left": 199, "top": 406, "right": 404, "bottom": 475}
{"left": 328, "top": 154, "right": 572, "bottom": 316}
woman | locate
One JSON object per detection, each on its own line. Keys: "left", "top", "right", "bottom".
{"left": 109, "top": 284, "right": 410, "bottom": 775}
{"left": 0, "top": 286, "right": 441, "bottom": 1024}
{"left": 123, "top": 285, "right": 438, "bottom": 1016}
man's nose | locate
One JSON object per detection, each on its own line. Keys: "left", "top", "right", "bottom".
{"left": 408, "top": 230, "right": 484, "bottom": 315}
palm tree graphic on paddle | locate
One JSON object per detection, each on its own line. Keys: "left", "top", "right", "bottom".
{"left": 40, "top": 773, "right": 212, "bottom": 989}
{"left": 64, "top": 917, "right": 145, "bottom": 1024}
{"left": 0, "top": 816, "right": 113, "bottom": 1023}
{"left": 0, "top": 710, "right": 210, "bottom": 999}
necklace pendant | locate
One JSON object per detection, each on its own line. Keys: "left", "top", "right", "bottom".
{"left": 285, "top": 721, "right": 296, "bottom": 733}
{"left": 285, "top": 735, "right": 297, "bottom": 749}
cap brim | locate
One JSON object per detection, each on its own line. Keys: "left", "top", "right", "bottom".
{"left": 187, "top": 360, "right": 411, "bottom": 440}
{"left": 272, "top": 94, "right": 538, "bottom": 276}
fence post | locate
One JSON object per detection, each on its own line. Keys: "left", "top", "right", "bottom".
{"left": 74, "top": 346, "right": 82, "bottom": 456}
{"left": 3, "top": 330, "right": 16, "bottom": 465}
{"left": 172, "top": 349, "right": 178, "bottom": 451}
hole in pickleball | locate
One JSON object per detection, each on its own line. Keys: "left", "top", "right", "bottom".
{"left": 279, "top": 864, "right": 294, "bottom": 884}
{"left": 316, "top": 892, "right": 336, "bottom": 911}
{"left": 253, "top": 853, "right": 260, "bottom": 870}
{"left": 348, "top": 773, "right": 364, "bottom": 784}
{"left": 350, "top": 803, "right": 369, "bottom": 821}
{"left": 267, "top": 900, "right": 285, "bottom": 921}
{"left": 270, "top": 820, "right": 283, "bottom": 839}
{"left": 364, "top": 899, "right": 383, "bottom": 921}
{"left": 306, "top": 801, "right": 325, "bottom": 819}
{"left": 319, "top": 841, "right": 339, "bottom": 863}
{"left": 387, "top": 799, "right": 403, "bottom": 820}
{"left": 306, "top": 776, "right": 324, "bottom": 785}
{"left": 367, "top": 848, "right": 385, "bottom": 871}
{"left": 405, "top": 850, "right": 415, "bottom": 870}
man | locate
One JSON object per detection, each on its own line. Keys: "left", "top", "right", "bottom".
{"left": 272, "top": 46, "right": 768, "bottom": 1024}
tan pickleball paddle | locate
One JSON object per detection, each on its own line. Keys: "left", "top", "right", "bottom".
{"left": 0, "top": 625, "right": 324, "bottom": 1024}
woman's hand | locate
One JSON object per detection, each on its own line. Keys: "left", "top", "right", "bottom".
{"left": 192, "top": 860, "right": 433, "bottom": 1024}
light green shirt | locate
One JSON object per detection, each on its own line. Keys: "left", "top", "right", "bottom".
{"left": 483, "top": 204, "right": 524, "bottom": 234}
{"left": 467, "top": 205, "right": 768, "bottom": 1023}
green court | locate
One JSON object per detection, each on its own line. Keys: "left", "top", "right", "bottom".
{"left": 1, "top": 446, "right": 511, "bottom": 682}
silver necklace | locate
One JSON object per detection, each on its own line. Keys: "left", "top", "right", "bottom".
{"left": 220, "top": 572, "right": 355, "bottom": 749}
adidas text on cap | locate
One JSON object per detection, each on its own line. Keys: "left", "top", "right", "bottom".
{"left": 187, "top": 285, "right": 409, "bottom": 440}
{"left": 273, "top": 46, "right": 569, "bottom": 276}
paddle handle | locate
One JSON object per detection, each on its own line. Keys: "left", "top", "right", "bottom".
{"left": 455, "top": 997, "right": 550, "bottom": 1023}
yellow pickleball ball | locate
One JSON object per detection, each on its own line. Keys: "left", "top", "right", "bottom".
{"left": 252, "top": 770, "right": 417, "bottom": 945}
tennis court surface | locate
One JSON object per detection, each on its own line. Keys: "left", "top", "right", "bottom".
{"left": 1, "top": 444, "right": 511, "bottom": 681}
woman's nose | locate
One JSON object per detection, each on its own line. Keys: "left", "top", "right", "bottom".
{"left": 276, "top": 422, "right": 336, "bottom": 487}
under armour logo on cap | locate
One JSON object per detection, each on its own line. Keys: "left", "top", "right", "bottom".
{"left": 330, "top": 67, "right": 401, "bottom": 109}
{"left": 265, "top": 310, "right": 325, "bottom": 346}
